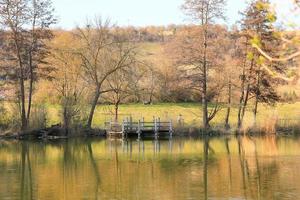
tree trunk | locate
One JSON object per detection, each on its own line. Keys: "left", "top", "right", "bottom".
{"left": 63, "top": 104, "right": 69, "bottom": 134}
{"left": 20, "top": 78, "right": 27, "bottom": 131}
{"left": 27, "top": 53, "right": 34, "bottom": 126}
{"left": 253, "top": 97, "right": 259, "bottom": 125}
{"left": 202, "top": 69, "right": 209, "bottom": 129}
{"left": 239, "top": 59, "right": 254, "bottom": 130}
{"left": 237, "top": 87, "right": 245, "bottom": 129}
{"left": 149, "top": 93, "right": 153, "bottom": 104}
{"left": 241, "top": 84, "right": 250, "bottom": 128}
{"left": 87, "top": 86, "right": 101, "bottom": 129}
{"left": 237, "top": 59, "right": 247, "bottom": 129}
{"left": 27, "top": 18, "right": 36, "bottom": 128}
{"left": 16, "top": 53, "right": 26, "bottom": 130}
{"left": 13, "top": 34, "right": 27, "bottom": 131}
{"left": 225, "top": 79, "right": 232, "bottom": 130}
{"left": 114, "top": 102, "right": 119, "bottom": 122}
{"left": 253, "top": 70, "right": 261, "bottom": 126}
{"left": 202, "top": 25, "right": 209, "bottom": 130}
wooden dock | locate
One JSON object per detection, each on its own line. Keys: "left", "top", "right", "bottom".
{"left": 105, "top": 117, "right": 173, "bottom": 138}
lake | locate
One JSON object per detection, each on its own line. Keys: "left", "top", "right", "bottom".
{"left": 0, "top": 136, "right": 300, "bottom": 200}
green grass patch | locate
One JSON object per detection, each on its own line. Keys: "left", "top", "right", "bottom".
{"left": 2, "top": 102, "right": 300, "bottom": 129}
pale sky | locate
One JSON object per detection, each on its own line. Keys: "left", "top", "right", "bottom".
{"left": 52, "top": 0, "right": 298, "bottom": 29}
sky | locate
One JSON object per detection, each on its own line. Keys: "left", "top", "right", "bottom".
{"left": 52, "top": 0, "right": 298, "bottom": 29}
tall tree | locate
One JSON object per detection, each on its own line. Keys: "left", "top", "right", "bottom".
{"left": 75, "top": 19, "right": 137, "bottom": 129}
{"left": 239, "top": 0, "right": 282, "bottom": 127}
{"left": 235, "top": 32, "right": 251, "bottom": 129}
{"left": 0, "top": 0, "right": 56, "bottom": 130}
{"left": 182, "top": 0, "right": 227, "bottom": 129}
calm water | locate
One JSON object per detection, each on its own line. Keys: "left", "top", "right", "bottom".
{"left": 0, "top": 136, "right": 300, "bottom": 200}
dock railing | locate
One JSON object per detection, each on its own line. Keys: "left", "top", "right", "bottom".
{"left": 105, "top": 117, "right": 173, "bottom": 138}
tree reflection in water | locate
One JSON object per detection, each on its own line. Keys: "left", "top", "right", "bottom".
{"left": 20, "top": 142, "right": 33, "bottom": 200}
{"left": 0, "top": 136, "right": 299, "bottom": 200}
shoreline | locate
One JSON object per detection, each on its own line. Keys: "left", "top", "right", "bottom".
{"left": 0, "top": 125, "right": 299, "bottom": 141}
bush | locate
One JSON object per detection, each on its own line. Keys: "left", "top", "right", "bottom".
{"left": 0, "top": 102, "right": 10, "bottom": 130}
{"left": 29, "top": 104, "right": 48, "bottom": 130}
{"left": 0, "top": 102, "right": 22, "bottom": 133}
{"left": 282, "top": 91, "right": 298, "bottom": 103}
{"left": 60, "top": 96, "right": 88, "bottom": 131}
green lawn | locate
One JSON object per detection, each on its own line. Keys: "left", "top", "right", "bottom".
{"left": 46, "top": 102, "right": 300, "bottom": 129}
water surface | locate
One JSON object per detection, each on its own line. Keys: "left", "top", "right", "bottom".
{"left": 0, "top": 136, "right": 300, "bottom": 200}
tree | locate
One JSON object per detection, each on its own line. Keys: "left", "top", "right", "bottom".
{"left": 223, "top": 45, "right": 241, "bottom": 129}
{"left": 0, "top": 0, "right": 56, "bottom": 130}
{"left": 75, "top": 18, "right": 137, "bottom": 129}
{"left": 234, "top": 31, "right": 251, "bottom": 129}
{"left": 239, "top": 0, "right": 282, "bottom": 126}
{"left": 139, "top": 65, "right": 158, "bottom": 104}
{"left": 49, "top": 31, "right": 86, "bottom": 132}
{"left": 166, "top": 25, "right": 227, "bottom": 128}
{"left": 182, "top": 0, "right": 227, "bottom": 129}
{"left": 103, "top": 65, "right": 141, "bottom": 121}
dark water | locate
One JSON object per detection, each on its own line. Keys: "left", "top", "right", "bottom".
{"left": 0, "top": 136, "right": 300, "bottom": 200}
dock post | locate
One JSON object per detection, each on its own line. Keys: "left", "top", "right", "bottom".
{"left": 137, "top": 120, "right": 141, "bottom": 140}
{"left": 154, "top": 118, "right": 159, "bottom": 139}
{"left": 130, "top": 115, "right": 133, "bottom": 132}
{"left": 169, "top": 119, "right": 173, "bottom": 137}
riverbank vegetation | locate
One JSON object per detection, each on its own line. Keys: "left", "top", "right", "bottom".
{"left": 0, "top": 0, "right": 299, "bottom": 136}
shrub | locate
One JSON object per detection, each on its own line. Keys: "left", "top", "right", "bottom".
{"left": 29, "top": 104, "right": 48, "bottom": 130}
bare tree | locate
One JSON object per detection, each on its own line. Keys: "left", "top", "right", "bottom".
{"left": 166, "top": 25, "right": 227, "bottom": 128}
{"left": 75, "top": 18, "right": 137, "bottom": 129}
{"left": 103, "top": 65, "right": 141, "bottom": 121}
{"left": 182, "top": 0, "right": 227, "bottom": 129}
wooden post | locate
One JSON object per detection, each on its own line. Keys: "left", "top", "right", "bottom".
{"left": 154, "top": 118, "right": 158, "bottom": 136}
{"left": 169, "top": 119, "right": 173, "bottom": 137}
{"left": 130, "top": 115, "right": 132, "bottom": 132}
{"left": 137, "top": 120, "right": 141, "bottom": 139}
{"left": 155, "top": 118, "right": 160, "bottom": 139}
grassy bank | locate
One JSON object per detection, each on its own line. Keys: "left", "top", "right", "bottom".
{"left": 45, "top": 102, "right": 300, "bottom": 131}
